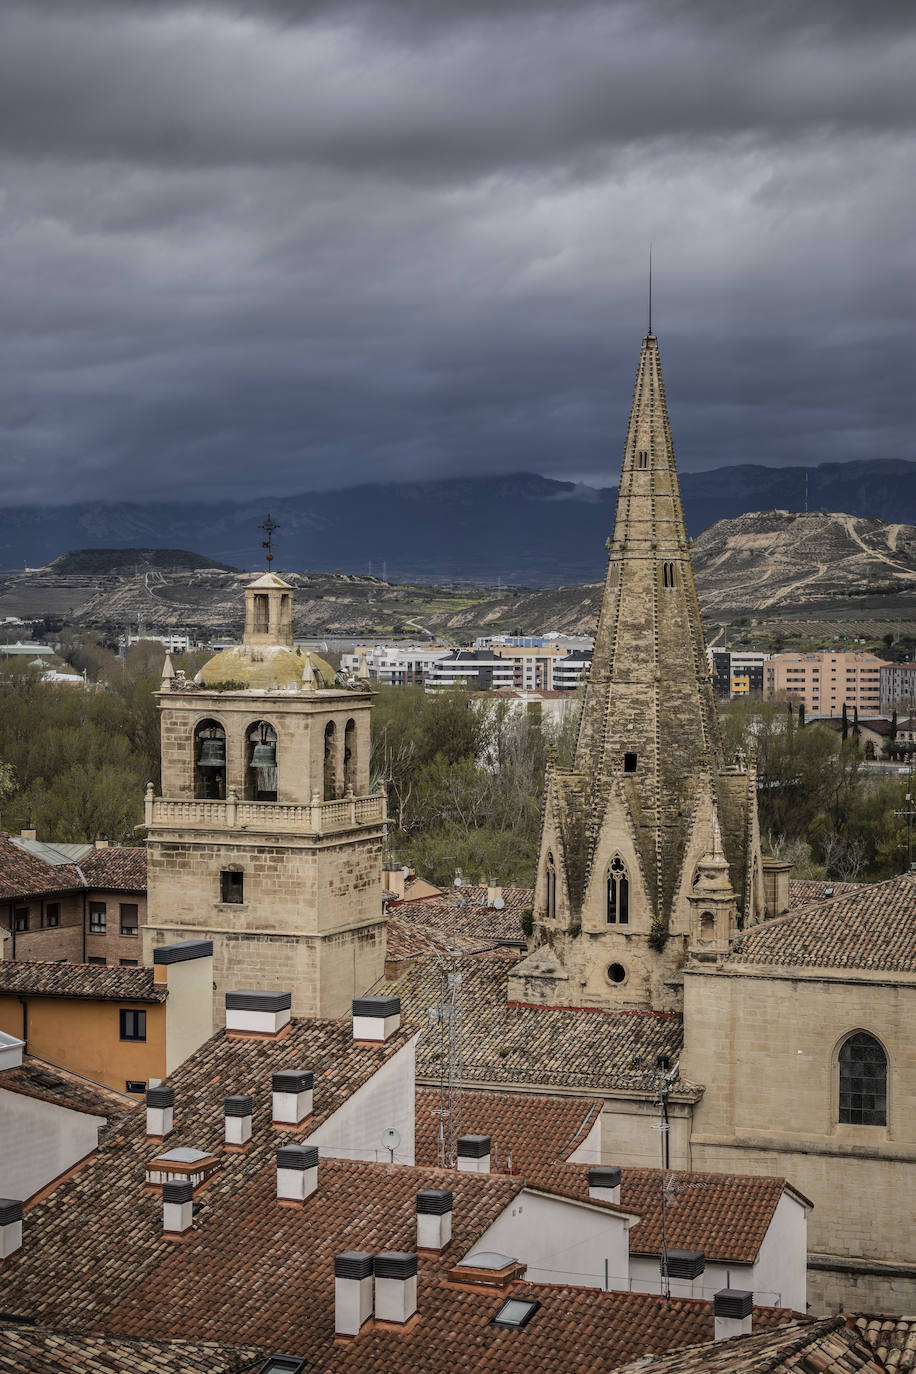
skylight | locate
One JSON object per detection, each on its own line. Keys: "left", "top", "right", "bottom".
{"left": 492, "top": 1297, "right": 540, "bottom": 1330}
{"left": 258, "top": 1357, "right": 306, "bottom": 1374}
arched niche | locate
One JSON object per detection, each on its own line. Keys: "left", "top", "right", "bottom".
{"left": 324, "top": 720, "right": 337, "bottom": 801}
{"left": 194, "top": 719, "right": 226, "bottom": 800}
{"left": 344, "top": 718, "right": 357, "bottom": 794}
{"left": 245, "top": 719, "right": 278, "bottom": 802}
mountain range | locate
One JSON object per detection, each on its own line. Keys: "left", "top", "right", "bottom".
{"left": 4, "top": 459, "right": 916, "bottom": 587}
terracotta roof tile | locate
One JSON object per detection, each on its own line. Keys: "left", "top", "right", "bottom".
{"left": 788, "top": 880, "right": 867, "bottom": 909}
{"left": 0, "top": 1325, "right": 259, "bottom": 1374}
{"left": 388, "top": 884, "right": 531, "bottom": 947}
{"left": 0, "top": 961, "right": 167, "bottom": 1003}
{"left": 0, "top": 1054, "right": 134, "bottom": 1123}
{"left": 733, "top": 875, "right": 916, "bottom": 973}
{"left": 611, "top": 1314, "right": 885, "bottom": 1373}
{"left": 78, "top": 846, "right": 147, "bottom": 891}
{"left": 0, "top": 834, "right": 147, "bottom": 900}
{"left": 415, "top": 1087, "right": 601, "bottom": 1173}
{"left": 375, "top": 954, "right": 687, "bottom": 1094}
{"left": 855, "top": 1313, "right": 916, "bottom": 1371}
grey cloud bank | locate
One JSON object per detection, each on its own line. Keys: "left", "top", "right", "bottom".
{"left": 0, "top": 0, "right": 913, "bottom": 506}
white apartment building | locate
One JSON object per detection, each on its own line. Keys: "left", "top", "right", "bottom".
{"left": 341, "top": 645, "right": 452, "bottom": 686}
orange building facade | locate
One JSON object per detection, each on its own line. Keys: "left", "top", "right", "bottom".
{"left": 764, "top": 652, "right": 889, "bottom": 717}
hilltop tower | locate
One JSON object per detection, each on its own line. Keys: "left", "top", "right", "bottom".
{"left": 142, "top": 573, "right": 387, "bottom": 1025}
{"left": 510, "top": 333, "right": 765, "bottom": 1011}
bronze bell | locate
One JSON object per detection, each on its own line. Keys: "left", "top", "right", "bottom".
{"left": 198, "top": 737, "right": 226, "bottom": 768}
{"left": 250, "top": 741, "right": 277, "bottom": 769}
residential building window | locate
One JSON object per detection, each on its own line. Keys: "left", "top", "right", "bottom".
{"left": 545, "top": 853, "right": 557, "bottom": 920}
{"left": 120, "top": 1009, "right": 147, "bottom": 1041}
{"left": 120, "top": 903, "right": 139, "bottom": 936}
{"left": 120, "top": 959, "right": 139, "bottom": 967}
{"left": 89, "top": 902, "right": 107, "bottom": 933}
{"left": 14, "top": 907, "right": 28, "bottom": 932}
{"left": 88, "top": 956, "right": 107, "bottom": 966}
{"left": 45, "top": 902, "right": 60, "bottom": 928}
{"left": 220, "top": 870, "right": 244, "bottom": 904}
{"left": 607, "top": 856, "right": 629, "bottom": 925}
{"left": 838, "top": 1031, "right": 887, "bottom": 1126}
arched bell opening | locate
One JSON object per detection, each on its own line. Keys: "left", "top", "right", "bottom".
{"left": 194, "top": 719, "right": 226, "bottom": 800}
{"left": 245, "top": 720, "right": 278, "bottom": 801}
{"left": 324, "top": 721, "right": 337, "bottom": 801}
{"left": 344, "top": 717, "right": 357, "bottom": 794}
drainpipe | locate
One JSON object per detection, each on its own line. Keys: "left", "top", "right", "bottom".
{"left": 10, "top": 901, "right": 16, "bottom": 960}
{"left": 75, "top": 865, "right": 88, "bottom": 963}
{"left": 18, "top": 996, "right": 27, "bottom": 1049}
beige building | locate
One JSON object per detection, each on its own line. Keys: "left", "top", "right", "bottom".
{"left": 512, "top": 330, "right": 765, "bottom": 1013}
{"left": 764, "top": 652, "right": 889, "bottom": 717}
{"left": 142, "top": 572, "right": 388, "bottom": 1024}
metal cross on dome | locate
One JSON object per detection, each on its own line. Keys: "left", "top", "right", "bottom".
{"left": 259, "top": 513, "right": 279, "bottom": 568}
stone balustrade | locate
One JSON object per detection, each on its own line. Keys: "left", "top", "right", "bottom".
{"left": 146, "top": 791, "right": 386, "bottom": 834}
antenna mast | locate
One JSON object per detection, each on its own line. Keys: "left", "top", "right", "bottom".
{"left": 259, "top": 513, "right": 279, "bottom": 569}
{"left": 648, "top": 244, "right": 653, "bottom": 337}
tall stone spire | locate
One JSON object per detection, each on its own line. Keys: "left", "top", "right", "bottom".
{"left": 510, "top": 332, "right": 765, "bottom": 1012}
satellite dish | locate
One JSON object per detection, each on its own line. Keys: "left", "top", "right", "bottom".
{"left": 493, "top": 896, "right": 505, "bottom": 910}
{"left": 381, "top": 1127, "right": 401, "bottom": 1160}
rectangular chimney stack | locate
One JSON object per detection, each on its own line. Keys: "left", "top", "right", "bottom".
{"left": 714, "top": 1289, "right": 753, "bottom": 1340}
{"left": 162, "top": 1181, "right": 193, "bottom": 1236}
{"left": 352, "top": 995, "right": 401, "bottom": 1042}
{"left": 334, "top": 1251, "right": 374, "bottom": 1335}
{"left": 416, "top": 1188, "right": 453, "bottom": 1251}
{"left": 0, "top": 1200, "right": 23, "bottom": 1258}
{"left": 456, "top": 1134, "right": 491, "bottom": 1173}
{"left": 276, "top": 1144, "right": 318, "bottom": 1204}
{"left": 272, "top": 1070, "right": 313, "bottom": 1127}
{"left": 587, "top": 1166, "right": 621, "bottom": 1204}
{"left": 224, "top": 1095, "right": 253, "bottom": 1147}
{"left": 374, "top": 1251, "right": 418, "bottom": 1325}
{"left": 146, "top": 1086, "right": 174, "bottom": 1138}
{"left": 225, "top": 990, "right": 292, "bottom": 1036}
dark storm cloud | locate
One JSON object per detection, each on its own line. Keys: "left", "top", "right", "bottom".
{"left": 0, "top": 0, "right": 913, "bottom": 506}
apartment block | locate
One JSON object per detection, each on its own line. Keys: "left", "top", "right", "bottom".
{"left": 707, "top": 649, "right": 770, "bottom": 699}
{"left": 880, "top": 662, "right": 916, "bottom": 715}
{"left": 764, "top": 652, "right": 889, "bottom": 717}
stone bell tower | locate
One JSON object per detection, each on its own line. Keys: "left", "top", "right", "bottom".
{"left": 142, "top": 573, "right": 387, "bottom": 1025}
{"left": 509, "top": 332, "right": 765, "bottom": 1012}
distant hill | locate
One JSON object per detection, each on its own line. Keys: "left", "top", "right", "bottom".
{"left": 3, "top": 459, "right": 916, "bottom": 585}
{"left": 49, "top": 548, "right": 238, "bottom": 575}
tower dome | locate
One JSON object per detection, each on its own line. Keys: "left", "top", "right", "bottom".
{"left": 194, "top": 573, "right": 335, "bottom": 691}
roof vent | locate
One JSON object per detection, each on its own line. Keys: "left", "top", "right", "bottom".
{"left": 225, "top": 989, "right": 291, "bottom": 1037}
{"left": 334, "top": 1251, "right": 374, "bottom": 1336}
{"left": 162, "top": 1180, "right": 193, "bottom": 1236}
{"left": 587, "top": 1166, "right": 621, "bottom": 1204}
{"left": 0, "top": 1199, "right": 23, "bottom": 1259}
{"left": 224, "top": 1095, "right": 253, "bottom": 1149}
{"left": 417, "top": 1188, "right": 453, "bottom": 1252}
{"left": 145, "top": 1146, "right": 220, "bottom": 1188}
{"left": 456, "top": 1133, "right": 491, "bottom": 1173}
{"left": 276, "top": 1144, "right": 318, "bottom": 1206}
{"left": 352, "top": 995, "right": 401, "bottom": 1042}
{"left": 714, "top": 1288, "right": 753, "bottom": 1340}
{"left": 448, "top": 1250, "right": 525, "bottom": 1290}
{"left": 665, "top": 1250, "right": 705, "bottom": 1281}
{"left": 374, "top": 1251, "right": 418, "bottom": 1325}
{"left": 272, "top": 1070, "right": 313, "bottom": 1127}
{"left": 145, "top": 1086, "right": 174, "bottom": 1138}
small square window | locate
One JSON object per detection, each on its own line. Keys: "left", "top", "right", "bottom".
{"left": 493, "top": 1297, "right": 541, "bottom": 1330}
{"left": 220, "top": 870, "right": 244, "bottom": 904}
{"left": 45, "top": 903, "right": 60, "bottom": 928}
{"left": 120, "top": 903, "right": 139, "bottom": 936}
{"left": 89, "top": 902, "right": 107, "bottom": 934}
{"left": 88, "top": 956, "right": 107, "bottom": 966}
{"left": 120, "top": 1009, "right": 147, "bottom": 1041}
{"left": 624, "top": 753, "right": 638, "bottom": 773}
{"left": 120, "top": 958, "right": 139, "bottom": 967}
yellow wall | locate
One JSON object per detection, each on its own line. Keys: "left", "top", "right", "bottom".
{"left": 0, "top": 995, "right": 166, "bottom": 1096}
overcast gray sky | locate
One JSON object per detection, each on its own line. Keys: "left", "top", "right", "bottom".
{"left": 1, "top": 0, "right": 913, "bottom": 505}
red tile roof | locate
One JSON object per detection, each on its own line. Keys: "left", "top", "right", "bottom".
{"left": 733, "top": 874, "right": 916, "bottom": 973}
{"left": 0, "top": 961, "right": 167, "bottom": 1003}
{"left": 0, "top": 1326, "right": 258, "bottom": 1374}
{"left": 415, "top": 1087, "right": 601, "bottom": 1173}
{"left": 0, "top": 834, "right": 146, "bottom": 900}
{"left": 77, "top": 846, "right": 147, "bottom": 892}
{"left": 788, "top": 879, "right": 867, "bottom": 909}
{"left": 854, "top": 1313, "right": 916, "bottom": 1370}
{"left": 612, "top": 1314, "right": 885, "bottom": 1373}
{"left": 0, "top": 1054, "right": 134, "bottom": 1123}
{"left": 388, "top": 883, "right": 531, "bottom": 947}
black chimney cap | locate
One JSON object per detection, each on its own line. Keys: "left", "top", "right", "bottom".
{"left": 0, "top": 1199, "right": 24, "bottom": 1225}
{"left": 417, "top": 1188, "right": 453, "bottom": 1215}
{"left": 374, "top": 1251, "right": 418, "bottom": 1279}
{"left": 146, "top": 1086, "right": 174, "bottom": 1109}
{"left": 714, "top": 1289, "right": 753, "bottom": 1319}
{"left": 587, "top": 1167, "right": 621, "bottom": 1191}
{"left": 272, "top": 1070, "right": 313, "bottom": 1094}
{"left": 334, "top": 1251, "right": 373, "bottom": 1279}
{"left": 162, "top": 1181, "right": 193, "bottom": 1204}
{"left": 225, "top": 989, "right": 291, "bottom": 1012}
{"left": 277, "top": 1144, "right": 319, "bottom": 1171}
{"left": 456, "top": 1134, "right": 491, "bottom": 1158}
{"left": 224, "top": 1095, "right": 254, "bottom": 1117}
{"left": 352, "top": 995, "right": 400, "bottom": 1018}
{"left": 665, "top": 1250, "right": 705, "bottom": 1279}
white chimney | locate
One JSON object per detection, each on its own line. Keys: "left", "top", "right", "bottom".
{"left": 352, "top": 995, "right": 401, "bottom": 1042}
{"left": 146, "top": 1086, "right": 174, "bottom": 1138}
{"left": 587, "top": 1166, "right": 621, "bottom": 1204}
{"left": 417, "top": 1188, "right": 453, "bottom": 1251}
{"left": 225, "top": 989, "right": 291, "bottom": 1036}
{"left": 714, "top": 1288, "right": 753, "bottom": 1340}
{"left": 374, "top": 1251, "right": 418, "bottom": 1324}
{"left": 334, "top": 1251, "right": 374, "bottom": 1335}
{"left": 162, "top": 1181, "right": 193, "bottom": 1235}
{"left": 0, "top": 1200, "right": 23, "bottom": 1258}
{"left": 456, "top": 1134, "right": 491, "bottom": 1173}
{"left": 272, "top": 1070, "right": 313, "bottom": 1126}
{"left": 486, "top": 885, "right": 503, "bottom": 907}
{"left": 276, "top": 1144, "right": 318, "bottom": 1204}
{"left": 224, "top": 1095, "right": 253, "bottom": 1147}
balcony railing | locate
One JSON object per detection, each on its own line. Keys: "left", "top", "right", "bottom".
{"left": 145, "top": 789, "right": 386, "bottom": 835}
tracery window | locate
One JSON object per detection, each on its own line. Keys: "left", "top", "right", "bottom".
{"left": 838, "top": 1032, "right": 887, "bottom": 1126}
{"left": 546, "top": 853, "right": 557, "bottom": 920}
{"left": 662, "top": 561, "right": 677, "bottom": 589}
{"left": 607, "top": 856, "right": 629, "bottom": 925}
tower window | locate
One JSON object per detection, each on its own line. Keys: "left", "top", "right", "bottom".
{"left": 220, "top": 870, "right": 244, "bottom": 905}
{"left": 253, "top": 593, "right": 269, "bottom": 633}
{"left": 246, "top": 719, "right": 278, "bottom": 802}
{"left": 546, "top": 853, "right": 557, "bottom": 920}
{"left": 624, "top": 753, "right": 637, "bottom": 773}
{"left": 324, "top": 720, "right": 337, "bottom": 800}
{"left": 637, "top": 450, "right": 649, "bottom": 469}
{"left": 838, "top": 1032, "right": 887, "bottom": 1126}
{"left": 607, "top": 962, "right": 627, "bottom": 984}
{"left": 344, "top": 718, "right": 357, "bottom": 794}
{"left": 194, "top": 719, "right": 227, "bottom": 800}
{"left": 607, "top": 856, "right": 629, "bottom": 925}
{"left": 662, "top": 562, "right": 676, "bottom": 589}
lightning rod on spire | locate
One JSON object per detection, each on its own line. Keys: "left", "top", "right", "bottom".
{"left": 648, "top": 244, "right": 653, "bottom": 338}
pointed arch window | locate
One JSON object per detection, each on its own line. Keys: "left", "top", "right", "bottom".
{"left": 838, "top": 1032, "right": 887, "bottom": 1126}
{"left": 323, "top": 720, "right": 337, "bottom": 800}
{"left": 546, "top": 853, "right": 557, "bottom": 921}
{"left": 344, "top": 717, "right": 357, "bottom": 794}
{"left": 607, "top": 856, "right": 629, "bottom": 925}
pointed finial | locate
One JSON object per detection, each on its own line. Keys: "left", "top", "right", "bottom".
{"left": 160, "top": 651, "right": 174, "bottom": 689}
{"left": 358, "top": 650, "right": 369, "bottom": 680}
{"left": 712, "top": 806, "right": 724, "bottom": 859}
{"left": 302, "top": 653, "right": 315, "bottom": 690}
